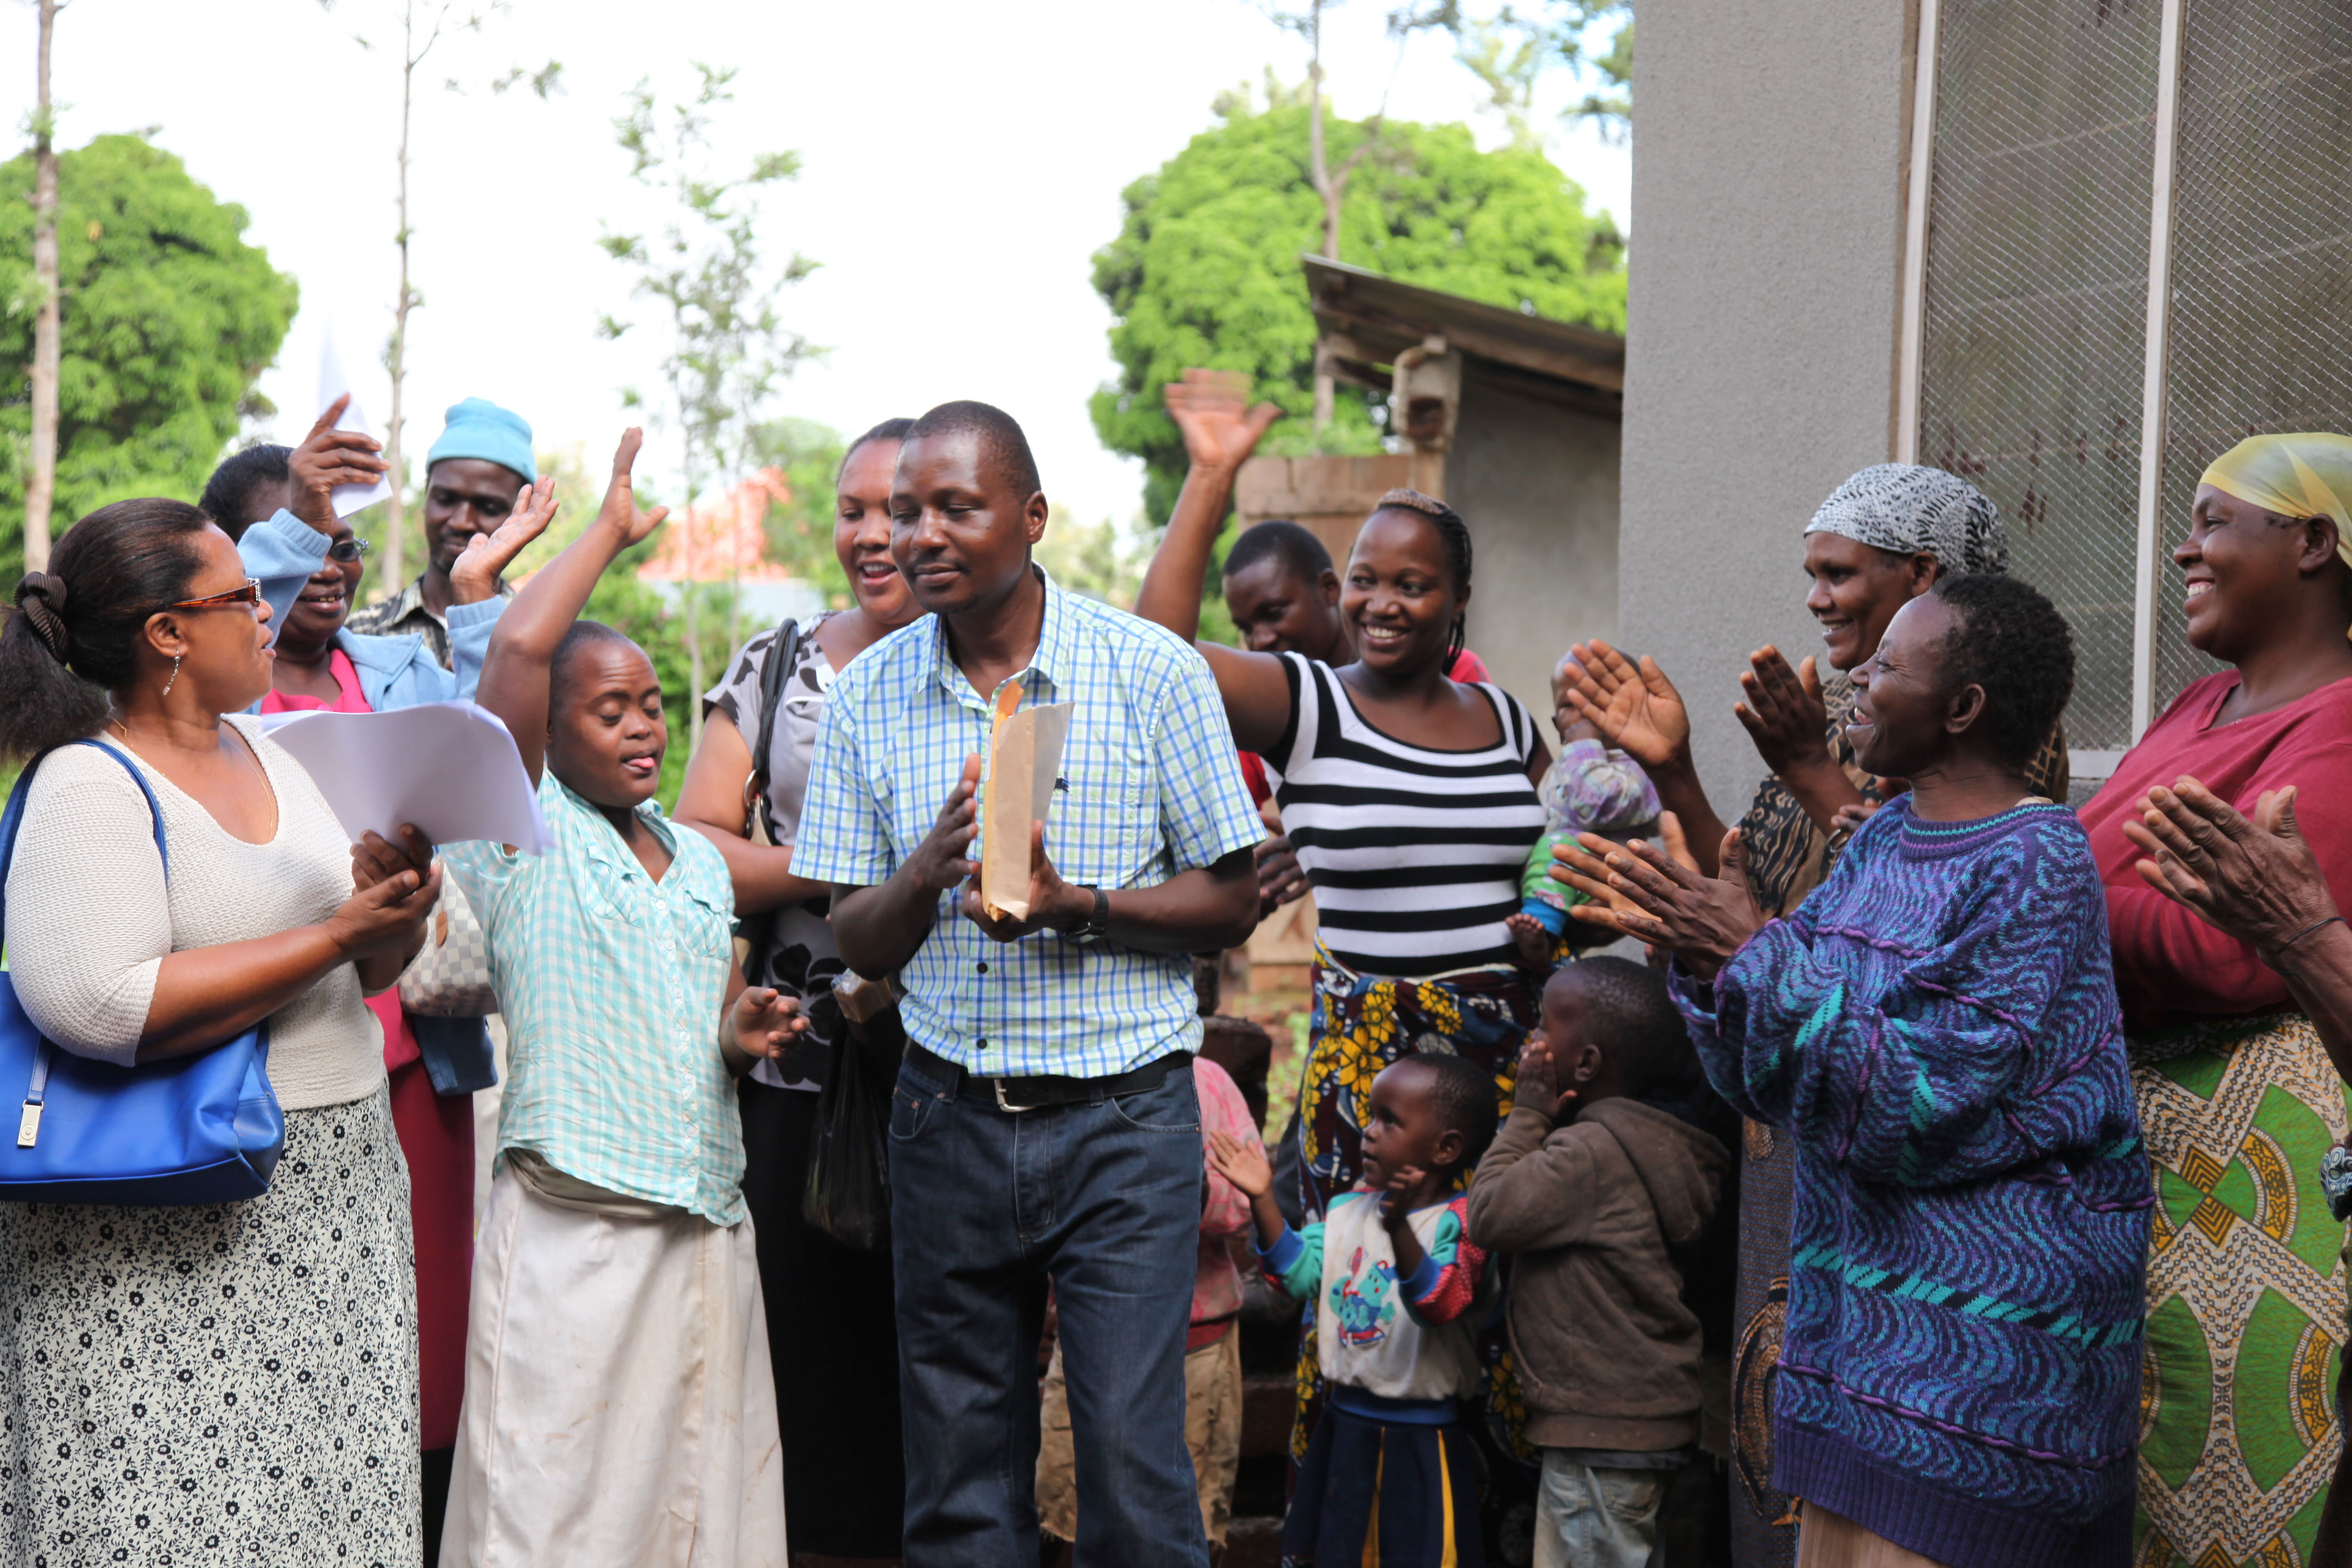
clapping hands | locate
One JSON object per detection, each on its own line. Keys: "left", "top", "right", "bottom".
{"left": 1551, "top": 817, "right": 1766, "bottom": 981}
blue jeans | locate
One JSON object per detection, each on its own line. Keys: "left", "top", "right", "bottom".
{"left": 887, "top": 1055, "right": 1210, "bottom": 1568}
{"left": 1534, "top": 1450, "right": 1668, "bottom": 1568}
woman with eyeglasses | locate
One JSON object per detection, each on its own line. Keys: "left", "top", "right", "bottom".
{"left": 0, "top": 471, "right": 459, "bottom": 1561}
{"left": 195, "top": 400, "right": 551, "bottom": 1562}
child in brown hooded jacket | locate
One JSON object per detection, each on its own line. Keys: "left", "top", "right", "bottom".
{"left": 1466, "top": 957, "right": 1728, "bottom": 1568}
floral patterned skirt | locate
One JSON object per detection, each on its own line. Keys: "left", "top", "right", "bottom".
{"left": 0, "top": 1083, "right": 422, "bottom": 1568}
{"left": 1290, "top": 948, "right": 1540, "bottom": 1547}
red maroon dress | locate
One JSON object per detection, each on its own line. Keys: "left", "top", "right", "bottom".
{"left": 263, "top": 650, "right": 474, "bottom": 1452}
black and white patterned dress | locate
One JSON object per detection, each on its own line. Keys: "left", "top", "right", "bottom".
{"left": 0, "top": 1088, "right": 421, "bottom": 1567}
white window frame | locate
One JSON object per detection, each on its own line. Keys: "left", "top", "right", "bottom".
{"left": 1894, "top": 0, "right": 2190, "bottom": 781}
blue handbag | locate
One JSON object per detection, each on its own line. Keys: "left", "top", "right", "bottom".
{"left": 0, "top": 740, "right": 283, "bottom": 1204}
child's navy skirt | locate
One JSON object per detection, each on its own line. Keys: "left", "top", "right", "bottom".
{"left": 1283, "top": 1390, "right": 1484, "bottom": 1568}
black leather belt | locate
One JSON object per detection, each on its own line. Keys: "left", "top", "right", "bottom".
{"left": 903, "top": 1039, "right": 1189, "bottom": 1113}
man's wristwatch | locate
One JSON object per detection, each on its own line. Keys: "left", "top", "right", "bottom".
{"left": 1070, "top": 885, "right": 1111, "bottom": 942}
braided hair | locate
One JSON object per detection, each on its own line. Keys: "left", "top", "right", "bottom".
{"left": 0, "top": 499, "right": 213, "bottom": 762}
{"left": 1371, "top": 487, "right": 1474, "bottom": 671}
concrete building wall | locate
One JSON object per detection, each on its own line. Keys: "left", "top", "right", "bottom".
{"left": 1618, "top": 0, "right": 1916, "bottom": 817}
{"left": 1453, "top": 373, "right": 1620, "bottom": 727}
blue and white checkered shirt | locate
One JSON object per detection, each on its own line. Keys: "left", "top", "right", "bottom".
{"left": 798, "top": 570, "right": 1264, "bottom": 1078}
{"left": 444, "top": 773, "right": 747, "bottom": 1225}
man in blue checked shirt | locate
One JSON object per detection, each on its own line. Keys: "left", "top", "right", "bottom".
{"left": 799, "top": 400, "right": 1264, "bottom": 1566}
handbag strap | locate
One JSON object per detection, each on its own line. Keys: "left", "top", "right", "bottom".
{"left": 3, "top": 739, "right": 167, "bottom": 1141}
{"left": 745, "top": 614, "right": 806, "bottom": 818}
{"left": 0, "top": 738, "right": 169, "bottom": 929}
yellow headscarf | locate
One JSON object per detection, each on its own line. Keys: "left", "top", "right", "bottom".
{"left": 2199, "top": 434, "right": 2352, "bottom": 638}
{"left": 2199, "top": 433, "right": 2352, "bottom": 567}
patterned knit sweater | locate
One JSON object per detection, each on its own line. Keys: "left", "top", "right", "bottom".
{"left": 1672, "top": 799, "right": 2149, "bottom": 1568}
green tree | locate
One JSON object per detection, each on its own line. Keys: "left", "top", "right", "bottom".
{"left": 598, "top": 63, "right": 815, "bottom": 750}
{"left": 1451, "top": 2, "right": 1632, "bottom": 144}
{"left": 1089, "top": 91, "right": 1624, "bottom": 521}
{"left": 0, "top": 134, "right": 297, "bottom": 575}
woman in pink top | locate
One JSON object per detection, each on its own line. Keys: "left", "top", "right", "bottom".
{"left": 2074, "top": 433, "right": 2352, "bottom": 1565}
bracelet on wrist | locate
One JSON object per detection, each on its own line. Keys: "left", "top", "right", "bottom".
{"left": 2263, "top": 913, "right": 2346, "bottom": 966}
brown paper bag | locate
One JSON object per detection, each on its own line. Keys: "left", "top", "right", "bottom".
{"left": 980, "top": 686, "right": 1074, "bottom": 921}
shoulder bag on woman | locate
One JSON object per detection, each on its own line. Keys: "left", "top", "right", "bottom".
{"left": 0, "top": 742, "right": 280, "bottom": 1203}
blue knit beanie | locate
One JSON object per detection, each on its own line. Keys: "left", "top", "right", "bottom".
{"left": 426, "top": 397, "right": 537, "bottom": 484}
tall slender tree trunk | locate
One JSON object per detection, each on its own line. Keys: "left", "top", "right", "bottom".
{"left": 679, "top": 377, "right": 704, "bottom": 752}
{"left": 380, "top": 0, "right": 417, "bottom": 596}
{"left": 23, "top": 0, "right": 64, "bottom": 570}
{"left": 1305, "top": 0, "right": 1337, "bottom": 432}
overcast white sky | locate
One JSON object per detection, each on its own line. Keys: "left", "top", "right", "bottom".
{"left": 5, "top": 0, "right": 1629, "bottom": 528}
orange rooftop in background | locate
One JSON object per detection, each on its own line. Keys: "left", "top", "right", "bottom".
{"left": 637, "top": 468, "right": 799, "bottom": 583}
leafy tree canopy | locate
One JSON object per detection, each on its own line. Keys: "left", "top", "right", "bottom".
{"left": 0, "top": 134, "right": 298, "bottom": 572}
{"left": 1089, "top": 86, "right": 1625, "bottom": 521}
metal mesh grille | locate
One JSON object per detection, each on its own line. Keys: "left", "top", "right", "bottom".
{"left": 2153, "top": 0, "right": 2352, "bottom": 709}
{"left": 1916, "top": 1, "right": 2162, "bottom": 750}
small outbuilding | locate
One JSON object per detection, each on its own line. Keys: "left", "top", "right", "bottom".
{"left": 1232, "top": 255, "right": 1626, "bottom": 725}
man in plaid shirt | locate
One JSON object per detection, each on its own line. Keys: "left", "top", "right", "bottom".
{"left": 799, "top": 401, "right": 1263, "bottom": 1566}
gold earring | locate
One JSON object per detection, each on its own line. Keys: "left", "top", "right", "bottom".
{"left": 161, "top": 654, "right": 182, "bottom": 699}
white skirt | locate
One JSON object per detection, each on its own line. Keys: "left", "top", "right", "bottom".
{"left": 437, "top": 1171, "right": 786, "bottom": 1568}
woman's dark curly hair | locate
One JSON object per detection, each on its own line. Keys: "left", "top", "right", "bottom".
{"left": 0, "top": 500, "right": 214, "bottom": 762}
{"left": 1930, "top": 573, "right": 2074, "bottom": 769}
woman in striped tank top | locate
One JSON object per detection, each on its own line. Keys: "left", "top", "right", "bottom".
{"left": 1137, "top": 465, "right": 1551, "bottom": 1537}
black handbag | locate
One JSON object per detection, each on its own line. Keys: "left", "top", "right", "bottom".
{"left": 801, "top": 974, "right": 903, "bottom": 1252}
{"left": 735, "top": 614, "right": 804, "bottom": 988}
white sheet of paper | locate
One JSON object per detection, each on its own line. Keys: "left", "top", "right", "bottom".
{"left": 260, "top": 702, "right": 550, "bottom": 854}
{"left": 317, "top": 335, "right": 393, "bottom": 520}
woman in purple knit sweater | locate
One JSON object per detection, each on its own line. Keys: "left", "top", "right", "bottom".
{"left": 1558, "top": 574, "right": 2148, "bottom": 1568}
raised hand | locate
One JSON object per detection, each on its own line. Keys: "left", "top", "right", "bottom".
{"left": 729, "top": 986, "right": 809, "bottom": 1060}
{"left": 286, "top": 395, "right": 390, "bottom": 531}
{"left": 599, "top": 428, "right": 670, "bottom": 547}
{"left": 450, "top": 475, "right": 560, "bottom": 603}
{"left": 1208, "top": 1129, "right": 1274, "bottom": 1199}
{"left": 1736, "top": 646, "right": 1832, "bottom": 775}
{"left": 1164, "top": 368, "right": 1282, "bottom": 474}
{"left": 1553, "top": 819, "right": 1767, "bottom": 980}
{"left": 2126, "top": 778, "right": 2338, "bottom": 952}
{"left": 1560, "top": 641, "right": 1692, "bottom": 772}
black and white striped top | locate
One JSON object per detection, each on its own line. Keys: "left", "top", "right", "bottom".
{"left": 1269, "top": 653, "right": 1547, "bottom": 977}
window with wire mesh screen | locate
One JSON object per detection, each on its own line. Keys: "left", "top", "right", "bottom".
{"left": 2152, "top": 0, "right": 2352, "bottom": 713}
{"left": 1916, "top": 0, "right": 2163, "bottom": 752}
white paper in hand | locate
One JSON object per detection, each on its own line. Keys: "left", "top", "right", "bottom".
{"left": 261, "top": 702, "right": 551, "bottom": 854}
{"left": 317, "top": 335, "right": 393, "bottom": 520}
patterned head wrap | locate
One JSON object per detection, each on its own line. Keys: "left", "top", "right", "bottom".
{"left": 2199, "top": 433, "right": 2352, "bottom": 573}
{"left": 1803, "top": 463, "right": 2009, "bottom": 576}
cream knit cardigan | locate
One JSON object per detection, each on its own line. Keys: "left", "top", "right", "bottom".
{"left": 4, "top": 716, "right": 384, "bottom": 1109}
